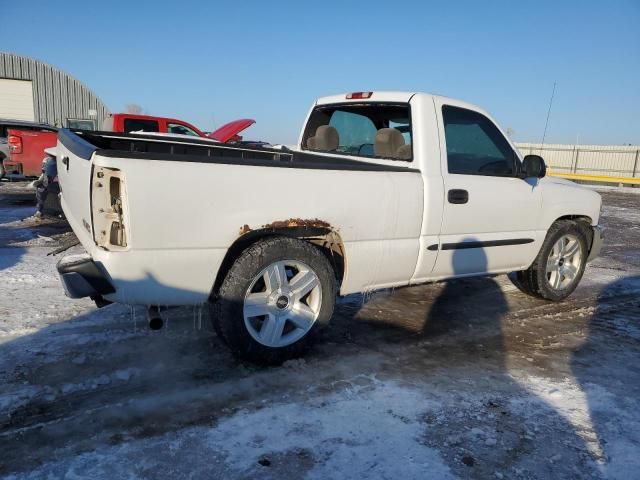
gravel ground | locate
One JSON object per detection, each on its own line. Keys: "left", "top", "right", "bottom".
{"left": 1, "top": 182, "right": 639, "bottom": 479}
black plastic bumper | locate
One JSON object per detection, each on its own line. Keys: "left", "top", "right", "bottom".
{"left": 57, "top": 255, "right": 115, "bottom": 299}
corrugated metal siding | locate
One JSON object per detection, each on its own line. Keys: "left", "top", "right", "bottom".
{"left": 0, "top": 52, "right": 109, "bottom": 129}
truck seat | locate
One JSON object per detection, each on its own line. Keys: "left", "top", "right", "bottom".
{"left": 374, "top": 128, "right": 410, "bottom": 160}
{"left": 396, "top": 144, "right": 412, "bottom": 160}
{"left": 307, "top": 125, "right": 339, "bottom": 151}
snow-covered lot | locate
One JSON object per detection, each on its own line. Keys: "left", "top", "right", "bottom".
{"left": 1, "top": 183, "right": 639, "bottom": 479}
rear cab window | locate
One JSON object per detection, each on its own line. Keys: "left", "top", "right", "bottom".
{"left": 123, "top": 118, "right": 159, "bottom": 133}
{"left": 302, "top": 103, "right": 413, "bottom": 161}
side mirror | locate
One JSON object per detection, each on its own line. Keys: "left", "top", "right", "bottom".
{"left": 522, "top": 154, "right": 546, "bottom": 178}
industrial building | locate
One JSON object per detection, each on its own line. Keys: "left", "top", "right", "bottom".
{"left": 0, "top": 52, "right": 108, "bottom": 130}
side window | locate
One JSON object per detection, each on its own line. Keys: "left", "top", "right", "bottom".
{"left": 442, "top": 105, "right": 517, "bottom": 176}
{"left": 123, "top": 118, "right": 159, "bottom": 133}
{"left": 302, "top": 104, "right": 413, "bottom": 161}
{"left": 167, "top": 123, "right": 200, "bottom": 136}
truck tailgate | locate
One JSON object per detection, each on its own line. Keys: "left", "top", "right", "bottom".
{"left": 56, "top": 130, "right": 97, "bottom": 248}
{"left": 7, "top": 128, "right": 57, "bottom": 177}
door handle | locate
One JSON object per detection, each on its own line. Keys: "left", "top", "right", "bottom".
{"left": 448, "top": 189, "right": 468, "bottom": 204}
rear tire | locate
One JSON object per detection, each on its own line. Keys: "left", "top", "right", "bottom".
{"left": 512, "top": 220, "right": 589, "bottom": 301}
{"left": 210, "top": 236, "right": 336, "bottom": 365}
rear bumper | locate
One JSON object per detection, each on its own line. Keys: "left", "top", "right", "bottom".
{"left": 587, "top": 225, "right": 605, "bottom": 263}
{"left": 57, "top": 254, "right": 115, "bottom": 299}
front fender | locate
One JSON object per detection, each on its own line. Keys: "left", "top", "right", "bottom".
{"left": 538, "top": 178, "right": 601, "bottom": 231}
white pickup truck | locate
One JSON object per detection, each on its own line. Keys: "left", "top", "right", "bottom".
{"left": 55, "top": 91, "right": 604, "bottom": 364}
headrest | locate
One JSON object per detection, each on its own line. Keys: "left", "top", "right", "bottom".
{"left": 308, "top": 125, "right": 339, "bottom": 151}
{"left": 396, "top": 144, "right": 412, "bottom": 160}
{"left": 374, "top": 128, "right": 405, "bottom": 158}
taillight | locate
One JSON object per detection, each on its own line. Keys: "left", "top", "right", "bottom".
{"left": 8, "top": 135, "right": 22, "bottom": 154}
{"left": 346, "top": 92, "right": 373, "bottom": 99}
{"left": 92, "top": 167, "right": 128, "bottom": 249}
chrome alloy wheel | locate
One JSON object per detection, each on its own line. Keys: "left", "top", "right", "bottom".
{"left": 243, "top": 260, "right": 322, "bottom": 348}
{"left": 545, "top": 234, "right": 583, "bottom": 290}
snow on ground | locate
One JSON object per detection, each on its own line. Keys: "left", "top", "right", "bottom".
{"left": 1, "top": 184, "right": 639, "bottom": 479}
{"left": 7, "top": 380, "right": 456, "bottom": 480}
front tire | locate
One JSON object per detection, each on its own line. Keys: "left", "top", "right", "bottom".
{"left": 211, "top": 236, "right": 336, "bottom": 364}
{"left": 512, "top": 220, "right": 589, "bottom": 301}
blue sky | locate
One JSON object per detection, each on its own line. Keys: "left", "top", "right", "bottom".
{"left": 2, "top": 0, "right": 639, "bottom": 145}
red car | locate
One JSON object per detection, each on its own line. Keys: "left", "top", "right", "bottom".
{"left": 103, "top": 113, "right": 255, "bottom": 143}
{"left": 103, "top": 113, "right": 206, "bottom": 137}
{"left": 5, "top": 114, "right": 256, "bottom": 178}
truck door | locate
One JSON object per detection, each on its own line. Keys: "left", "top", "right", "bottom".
{"left": 432, "top": 99, "right": 542, "bottom": 277}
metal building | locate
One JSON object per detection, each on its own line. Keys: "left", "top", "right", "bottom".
{"left": 0, "top": 52, "right": 109, "bottom": 130}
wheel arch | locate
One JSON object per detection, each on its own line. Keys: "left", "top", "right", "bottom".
{"left": 551, "top": 215, "right": 594, "bottom": 244}
{"left": 210, "top": 224, "right": 346, "bottom": 299}
{"left": 554, "top": 214, "right": 592, "bottom": 224}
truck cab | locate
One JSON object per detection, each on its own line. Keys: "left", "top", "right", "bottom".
{"left": 298, "top": 92, "right": 602, "bottom": 286}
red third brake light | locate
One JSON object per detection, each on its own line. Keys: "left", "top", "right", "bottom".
{"left": 8, "top": 135, "right": 22, "bottom": 154}
{"left": 346, "top": 92, "right": 373, "bottom": 99}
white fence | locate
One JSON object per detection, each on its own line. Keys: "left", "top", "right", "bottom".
{"left": 515, "top": 143, "right": 640, "bottom": 178}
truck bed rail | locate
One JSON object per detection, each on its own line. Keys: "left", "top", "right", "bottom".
{"left": 58, "top": 129, "right": 419, "bottom": 173}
